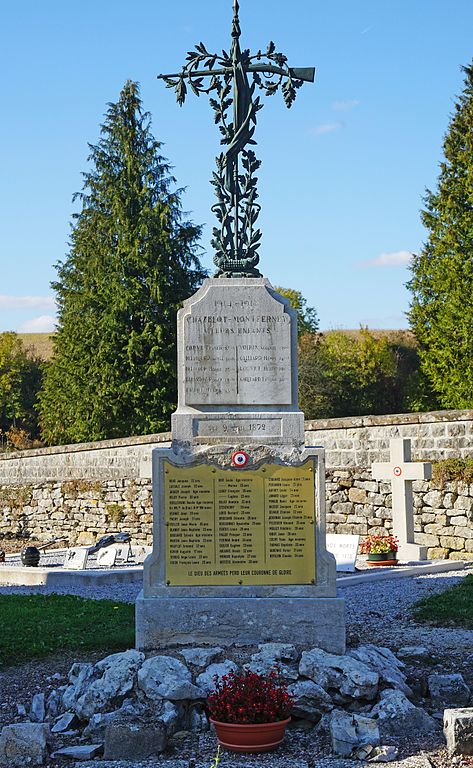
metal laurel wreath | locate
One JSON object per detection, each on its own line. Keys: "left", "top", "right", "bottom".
{"left": 158, "top": 1, "right": 314, "bottom": 277}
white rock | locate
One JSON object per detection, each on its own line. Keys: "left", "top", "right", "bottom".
{"left": 257, "top": 643, "right": 298, "bottom": 661}
{"left": 16, "top": 704, "right": 27, "bottom": 718}
{"left": 370, "top": 689, "right": 438, "bottom": 738}
{"left": 396, "top": 646, "right": 429, "bottom": 659}
{"left": 300, "top": 648, "right": 379, "bottom": 701}
{"left": 329, "top": 709, "right": 380, "bottom": 757}
{"left": 29, "top": 693, "right": 45, "bottom": 723}
{"left": 138, "top": 655, "right": 204, "bottom": 700}
{"left": 0, "top": 722, "right": 49, "bottom": 767}
{"left": 51, "top": 743, "right": 103, "bottom": 759}
{"left": 428, "top": 673, "right": 471, "bottom": 709}
{"left": 51, "top": 712, "right": 77, "bottom": 733}
{"left": 287, "top": 680, "right": 333, "bottom": 721}
{"left": 67, "top": 649, "right": 145, "bottom": 720}
{"left": 179, "top": 647, "right": 223, "bottom": 669}
{"left": 196, "top": 660, "right": 238, "bottom": 694}
{"left": 444, "top": 707, "right": 473, "bottom": 756}
{"left": 368, "top": 745, "right": 399, "bottom": 762}
{"left": 348, "top": 645, "right": 412, "bottom": 697}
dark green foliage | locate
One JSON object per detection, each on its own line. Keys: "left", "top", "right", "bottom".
{"left": 408, "top": 63, "right": 473, "bottom": 408}
{"left": 0, "top": 594, "right": 135, "bottom": 666}
{"left": 412, "top": 574, "right": 473, "bottom": 628}
{"left": 39, "top": 81, "right": 206, "bottom": 445}
{"left": 299, "top": 328, "right": 422, "bottom": 419}
{"left": 0, "top": 332, "right": 42, "bottom": 441}
{"left": 273, "top": 286, "right": 319, "bottom": 336}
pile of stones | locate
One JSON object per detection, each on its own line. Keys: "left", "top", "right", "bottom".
{"left": 0, "top": 642, "right": 472, "bottom": 765}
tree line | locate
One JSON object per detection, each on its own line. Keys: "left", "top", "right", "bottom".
{"left": 1, "top": 64, "right": 472, "bottom": 448}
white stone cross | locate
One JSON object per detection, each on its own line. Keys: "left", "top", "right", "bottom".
{"left": 371, "top": 438, "right": 432, "bottom": 562}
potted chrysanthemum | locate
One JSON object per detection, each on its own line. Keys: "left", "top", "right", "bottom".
{"left": 207, "top": 668, "right": 294, "bottom": 753}
{"left": 359, "top": 534, "right": 399, "bottom": 565}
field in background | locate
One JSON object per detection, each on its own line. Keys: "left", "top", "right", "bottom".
{"left": 18, "top": 329, "right": 416, "bottom": 363}
{"left": 19, "top": 333, "right": 54, "bottom": 360}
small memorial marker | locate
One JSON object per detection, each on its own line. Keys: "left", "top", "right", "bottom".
{"left": 63, "top": 547, "right": 88, "bottom": 571}
{"left": 96, "top": 547, "right": 117, "bottom": 567}
{"left": 326, "top": 534, "right": 359, "bottom": 572}
{"left": 372, "top": 438, "right": 431, "bottom": 561}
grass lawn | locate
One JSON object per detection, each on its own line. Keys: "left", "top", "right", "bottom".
{"left": 0, "top": 593, "right": 135, "bottom": 667}
{"left": 412, "top": 573, "right": 473, "bottom": 628}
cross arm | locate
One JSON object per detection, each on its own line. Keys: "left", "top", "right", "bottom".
{"left": 158, "top": 64, "right": 315, "bottom": 83}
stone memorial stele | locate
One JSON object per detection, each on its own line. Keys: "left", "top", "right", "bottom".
{"left": 371, "top": 438, "right": 431, "bottom": 562}
{"left": 135, "top": 1, "right": 345, "bottom": 653}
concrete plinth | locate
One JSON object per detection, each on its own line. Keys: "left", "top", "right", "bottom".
{"left": 135, "top": 593, "right": 346, "bottom": 653}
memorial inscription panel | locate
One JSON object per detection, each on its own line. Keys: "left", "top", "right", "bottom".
{"left": 183, "top": 291, "right": 292, "bottom": 406}
{"left": 164, "top": 460, "right": 315, "bottom": 586}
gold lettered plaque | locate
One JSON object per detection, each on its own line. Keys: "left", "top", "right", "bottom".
{"left": 164, "top": 460, "right": 315, "bottom": 586}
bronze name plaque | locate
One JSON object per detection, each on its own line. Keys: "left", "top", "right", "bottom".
{"left": 164, "top": 460, "right": 315, "bottom": 586}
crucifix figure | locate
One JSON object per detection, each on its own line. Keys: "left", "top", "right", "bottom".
{"left": 158, "top": 0, "right": 315, "bottom": 278}
{"left": 372, "top": 438, "right": 432, "bottom": 562}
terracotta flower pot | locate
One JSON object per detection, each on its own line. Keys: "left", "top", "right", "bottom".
{"left": 210, "top": 717, "right": 290, "bottom": 753}
{"left": 367, "top": 551, "right": 398, "bottom": 566}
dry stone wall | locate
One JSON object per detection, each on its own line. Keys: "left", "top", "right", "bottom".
{"left": 0, "top": 479, "right": 153, "bottom": 547}
{"left": 1, "top": 410, "right": 473, "bottom": 558}
{"left": 326, "top": 470, "right": 473, "bottom": 561}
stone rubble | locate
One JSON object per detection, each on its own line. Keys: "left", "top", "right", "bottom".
{"left": 1, "top": 640, "right": 467, "bottom": 764}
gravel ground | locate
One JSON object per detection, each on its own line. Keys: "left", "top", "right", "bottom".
{"left": 1, "top": 565, "right": 473, "bottom": 768}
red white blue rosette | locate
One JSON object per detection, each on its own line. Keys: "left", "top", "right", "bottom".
{"left": 232, "top": 451, "right": 249, "bottom": 468}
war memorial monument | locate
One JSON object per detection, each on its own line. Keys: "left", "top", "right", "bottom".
{"left": 136, "top": 1, "right": 346, "bottom": 653}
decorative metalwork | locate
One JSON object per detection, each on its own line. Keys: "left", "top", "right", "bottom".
{"left": 158, "top": 1, "right": 315, "bottom": 277}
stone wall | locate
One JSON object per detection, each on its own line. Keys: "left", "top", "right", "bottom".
{"left": 305, "top": 409, "right": 473, "bottom": 467}
{"left": 1, "top": 409, "right": 473, "bottom": 558}
{"left": 326, "top": 469, "right": 473, "bottom": 561}
{"left": 0, "top": 479, "right": 153, "bottom": 548}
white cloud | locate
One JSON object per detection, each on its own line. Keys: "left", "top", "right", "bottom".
{"left": 17, "top": 315, "right": 56, "bottom": 333}
{"left": 313, "top": 121, "right": 344, "bottom": 136}
{"left": 0, "top": 295, "right": 55, "bottom": 311}
{"left": 360, "top": 250, "right": 413, "bottom": 268}
{"left": 331, "top": 99, "right": 360, "bottom": 112}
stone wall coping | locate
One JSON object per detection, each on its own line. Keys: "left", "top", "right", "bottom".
{"left": 304, "top": 409, "right": 473, "bottom": 431}
{"left": 0, "top": 408, "right": 472, "bottom": 463}
{"left": 0, "top": 432, "right": 172, "bottom": 462}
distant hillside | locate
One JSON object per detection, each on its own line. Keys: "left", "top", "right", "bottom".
{"left": 19, "top": 333, "right": 55, "bottom": 360}
{"left": 323, "top": 329, "right": 417, "bottom": 347}
{"left": 17, "top": 328, "right": 417, "bottom": 363}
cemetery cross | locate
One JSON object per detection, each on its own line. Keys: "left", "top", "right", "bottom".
{"left": 158, "top": 0, "right": 315, "bottom": 278}
{"left": 371, "top": 438, "right": 432, "bottom": 562}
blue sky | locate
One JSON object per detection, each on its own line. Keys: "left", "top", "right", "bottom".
{"left": 1, "top": 0, "right": 472, "bottom": 333}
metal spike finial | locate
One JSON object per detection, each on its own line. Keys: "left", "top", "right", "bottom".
{"left": 232, "top": 0, "right": 241, "bottom": 39}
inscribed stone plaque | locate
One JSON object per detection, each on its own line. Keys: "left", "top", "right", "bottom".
{"left": 63, "top": 547, "right": 88, "bottom": 570}
{"left": 96, "top": 547, "right": 117, "bottom": 567}
{"left": 164, "top": 460, "right": 315, "bottom": 586}
{"left": 326, "top": 534, "right": 359, "bottom": 572}
{"left": 183, "top": 285, "right": 292, "bottom": 406}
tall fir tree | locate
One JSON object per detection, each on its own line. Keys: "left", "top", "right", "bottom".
{"left": 39, "top": 81, "right": 206, "bottom": 444}
{"left": 408, "top": 62, "right": 473, "bottom": 408}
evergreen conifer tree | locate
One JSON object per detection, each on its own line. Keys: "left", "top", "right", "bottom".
{"left": 39, "top": 81, "right": 206, "bottom": 444}
{"left": 408, "top": 63, "right": 473, "bottom": 407}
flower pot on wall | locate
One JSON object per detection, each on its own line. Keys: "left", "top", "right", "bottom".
{"left": 210, "top": 717, "right": 290, "bottom": 753}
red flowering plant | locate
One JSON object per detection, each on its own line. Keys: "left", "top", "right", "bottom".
{"left": 207, "top": 668, "right": 294, "bottom": 724}
{"left": 359, "top": 534, "right": 399, "bottom": 555}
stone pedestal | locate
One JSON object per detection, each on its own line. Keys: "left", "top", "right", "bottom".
{"left": 135, "top": 279, "right": 345, "bottom": 654}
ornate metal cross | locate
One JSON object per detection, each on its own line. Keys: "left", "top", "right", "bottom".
{"left": 158, "top": 0, "right": 315, "bottom": 278}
